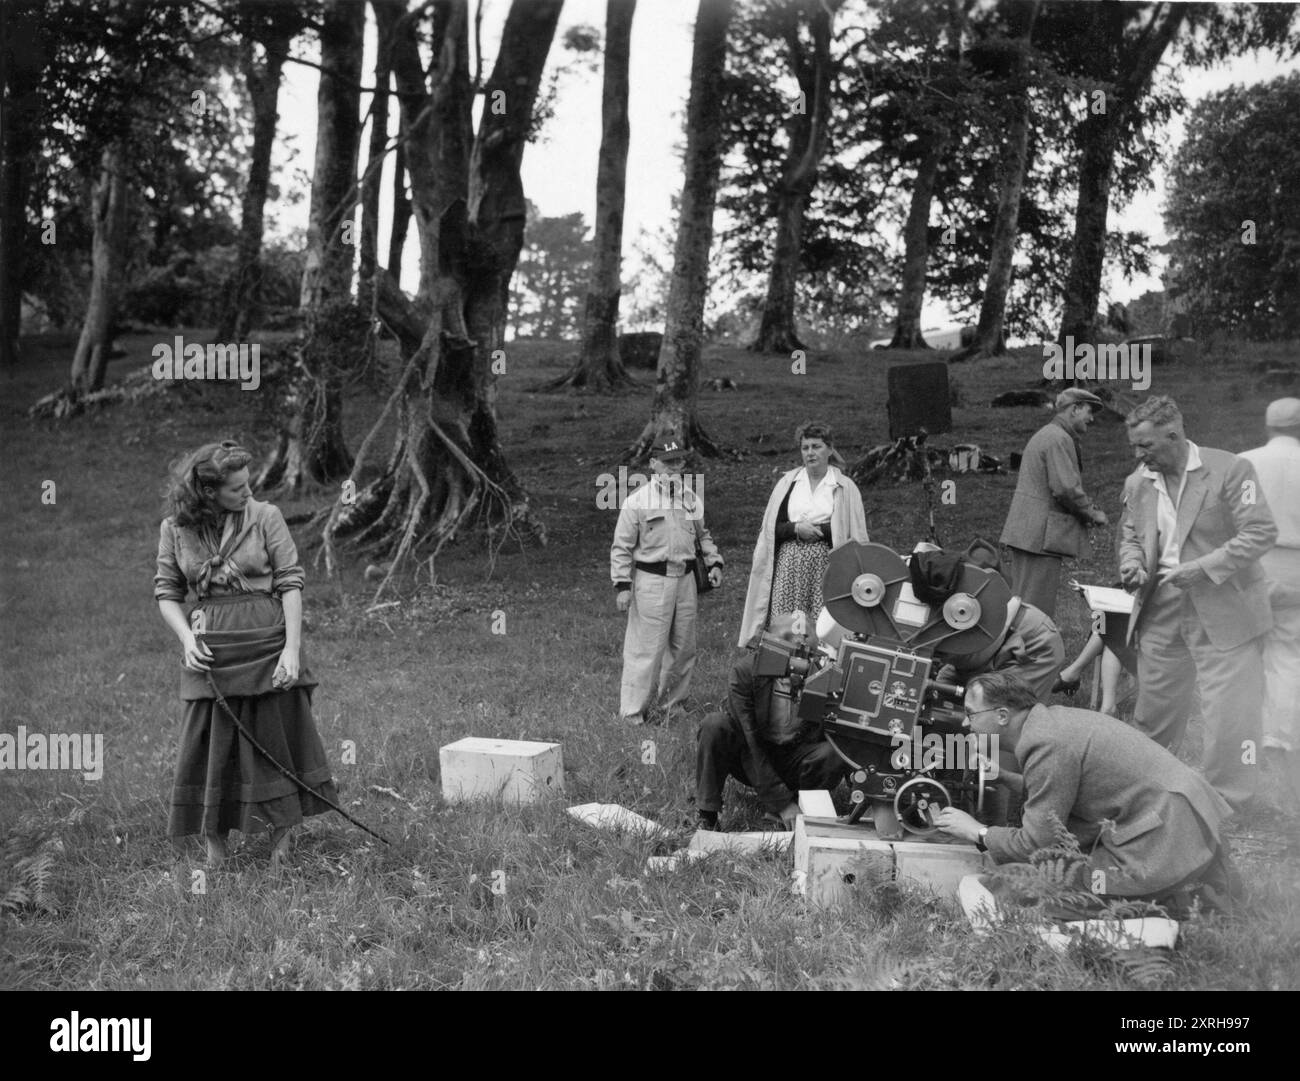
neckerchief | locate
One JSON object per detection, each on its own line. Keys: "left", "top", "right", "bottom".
{"left": 195, "top": 510, "right": 253, "bottom": 599}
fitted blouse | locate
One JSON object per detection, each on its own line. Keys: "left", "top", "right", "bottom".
{"left": 154, "top": 498, "right": 305, "bottom": 603}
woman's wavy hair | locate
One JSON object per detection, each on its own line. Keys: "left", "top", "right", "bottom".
{"left": 795, "top": 420, "right": 846, "bottom": 466}
{"left": 163, "top": 440, "right": 254, "bottom": 528}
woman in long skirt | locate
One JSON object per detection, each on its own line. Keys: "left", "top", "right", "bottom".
{"left": 154, "top": 440, "right": 337, "bottom": 867}
{"left": 737, "top": 421, "right": 871, "bottom": 648}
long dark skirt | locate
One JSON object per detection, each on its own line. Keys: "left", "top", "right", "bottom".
{"left": 168, "top": 592, "right": 337, "bottom": 838}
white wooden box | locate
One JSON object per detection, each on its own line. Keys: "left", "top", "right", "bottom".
{"left": 794, "top": 815, "right": 990, "bottom": 907}
{"left": 439, "top": 737, "right": 564, "bottom": 805}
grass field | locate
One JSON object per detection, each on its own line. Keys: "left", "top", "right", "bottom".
{"left": 1, "top": 328, "right": 1298, "bottom": 990}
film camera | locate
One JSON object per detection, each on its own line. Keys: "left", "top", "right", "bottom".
{"left": 755, "top": 541, "right": 1013, "bottom": 839}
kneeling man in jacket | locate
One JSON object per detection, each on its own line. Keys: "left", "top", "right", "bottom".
{"left": 696, "top": 612, "right": 847, "bottom": 831}
{"left": 936, "top": 671, "right": 1238, "bottom": 912}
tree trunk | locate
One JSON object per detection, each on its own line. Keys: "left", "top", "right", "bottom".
{"left": 258, "top": 0, "right": 364, "bottom": 494}
{"left": 387, "top": 142, "right": 411, "bottom": 288}
{"left": 628, "top": 0, "right": 733, "bottom": 459}
{"left": 360, "top": 0, "right": 400, "bottom": 308}
{"left": 214, "top": 6, "right": 296, "bottom": 341}
{"left": 960, "top": 3, "right": 1038, "bottom": 362}
{"left": 0, "top": 0, "right": 43, "bottom": 371}
{"left": 751, "top": 0, "right": 833, "bottom": 355}
{"left": 888, "top": 130, "right": 945, "bottom": 350}
{"left": 547, "top": 0, "right": 638, "bottom": 391}
{"left": 1057, "top": 1, "right": 1184, "bottom": 345}
{"left": 68, "top": 146, "right": 129, "bottom": 394}
{"left": 325, "top": 0, "right": 559, "bottom": 595}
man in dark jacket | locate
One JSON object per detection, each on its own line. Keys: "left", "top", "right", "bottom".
{"left": 696, "top": 612, "right": 847, "bottom": 830}
{"left": 937, "top": 671, "right": 1239, "bottom": 912}
{"left": 1000, "top": 388, "right": 1110, "bottom": 616}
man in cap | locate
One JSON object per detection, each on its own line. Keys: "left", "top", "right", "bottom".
{"left": 999, "top": 388, "right": 1110, "bottom": 616}
{"left": 611, "top": 438, "right": 723, "bottom": 725}
{"left": 1120, "top": 395, "right": 1276, "bottom": 813}
{"left": 695, "top": 611, "right": 847, "bottom": 830}
{"left": 1240, "top": 399, "right": 1300, "bottom": 798}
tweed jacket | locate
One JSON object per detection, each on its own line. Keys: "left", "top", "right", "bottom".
{"left": 1118, "top": 446, "right": 1276, "bottom": 650}
{"left": 1000, "top": 414, "right": 1098, "bottom": 558}
{"left": 984, "top": 705, "right": 1233, "bottom": 895}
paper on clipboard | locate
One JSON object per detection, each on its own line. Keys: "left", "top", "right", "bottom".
{"left": 1071, "top": 581, "right": 1134, "bottom": 615}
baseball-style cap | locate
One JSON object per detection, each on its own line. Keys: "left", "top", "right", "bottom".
{"left": 1265, "top": 397, "right": 1300, "bottom": 428}
{"left": 653, "top": 438, "right": 688, "bottom": 461}
{"left": 1055, "top": 387, "right": 1105, "bottom": 411}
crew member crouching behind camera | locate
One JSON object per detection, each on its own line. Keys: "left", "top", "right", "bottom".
{"left": 696, "top": 612, "right": 848, "bottom": 831}
{"left": 936, "top": 672, "right": 1239, "bottom": 913}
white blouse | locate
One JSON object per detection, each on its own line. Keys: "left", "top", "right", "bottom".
{"left": 787, "top": 467, "right": 838, "bottom": 525}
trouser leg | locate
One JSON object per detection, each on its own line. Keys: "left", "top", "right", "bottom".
{"left": 1133, "top": 588, "right": 1198, "bottom": 753}
{"left": 657, "top": 574, "right": 698, "bottom": 708}
{"left": 1008, "top": 548, "right": 1062, "bottom": 617}
{"left": 774, "top": 738, "right": 850, "bottom": 794}
{"left": 620, "top": 573, "right": 671, "bottom": 718}
{"left": 1189, "top": 620, "right": 1264, "bottom": 811}
{"left": 1259, "top": 551, "right": 1300, "bottom": 752}
{"left": 695, "top": 710, "right": 746, "bottom": 813}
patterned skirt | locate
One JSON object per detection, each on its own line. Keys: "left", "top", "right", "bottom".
{"left": 769, "top": 539, "right": 832, "bottom": 628}
{"left": 168, "top": 592, "right": 338, "bottom": 838}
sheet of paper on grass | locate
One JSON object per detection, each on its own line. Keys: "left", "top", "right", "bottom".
{"left": 567, "top": 802, "right": 667, "bottom": 838}
{"left": 958, "top": 874, "right": 1178, "bottom": 952}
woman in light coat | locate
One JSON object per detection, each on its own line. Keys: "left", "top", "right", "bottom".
{"left": 738, "top": 421, "right": 870, "bottom": 647}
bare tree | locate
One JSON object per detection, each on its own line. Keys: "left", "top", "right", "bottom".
{"left": 214, "top": 0, "right": 304, "bottom": 341}
{"left": 547, "top": 0, "right": 638, "bottom": 390}
{"left": 1057, "top": 0, "right": 1184, "bottom": 344}
{"left": 68, "top": 145, "right": 129, "bottom": 394}
{"left": 359, "top": 0, "right": 401, "bottom": 306}
{"left": 888, "top": 0, "right": 966, "bottom": 350}
{"left": 627, "top": 0, "right": 733, "bottom": 459}
{"left": 752, "top": 0, "right": 834, "bottom": 354}
{"left": 257, "top": 0, "right": 365, "bottom": 493}
{"left": 324, "top": 0, "right": 562, "bottom": 595}
{"left": 958, "top": 0, "right": 1038, "bottom": 361}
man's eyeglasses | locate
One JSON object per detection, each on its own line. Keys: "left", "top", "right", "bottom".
{"left": 964, "top": 706, "right": 1002, "bottom": 722}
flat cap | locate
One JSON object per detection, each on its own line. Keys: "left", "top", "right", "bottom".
{"left": 1265, "top": 397, "right": 1300, "bottom": 428}
{"left": 1055, "top": 387, "right": 1105, "bottom": 411}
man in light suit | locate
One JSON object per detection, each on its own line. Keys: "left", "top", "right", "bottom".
{"left": 937, "top": 672, "right": 1239, "bottom": 913}
{"left": 1240, "top": 399, "right": 1300, "bottom": 803}
{"left": 1000, "top": 388, "right": 1110, "bottom": 617}
{"left": 1119, "top": 395, "right": 1277, "bottom": 812}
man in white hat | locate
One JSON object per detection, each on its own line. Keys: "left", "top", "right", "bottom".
{"left": 611, "top": 438, "right": 723, "bottom": 725}
{"left": 999, "top": 387, "right": 1110, "bottom": 616}
{"left": 1240, "top": 399, "right": 1300, "bottom": 795}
